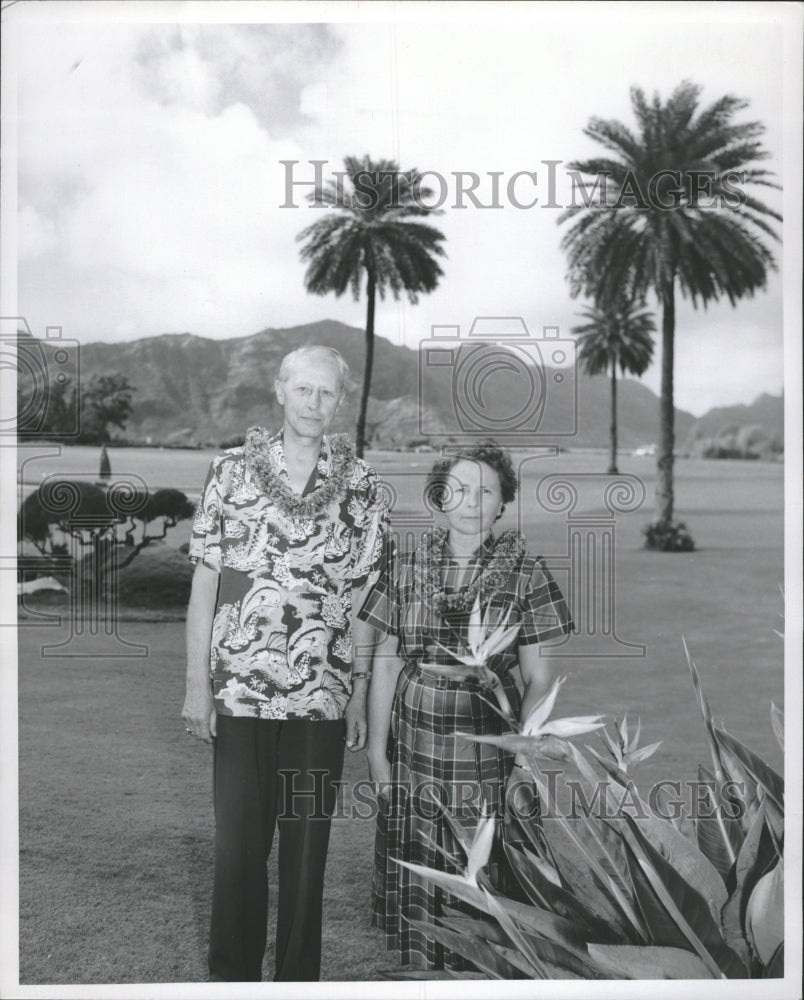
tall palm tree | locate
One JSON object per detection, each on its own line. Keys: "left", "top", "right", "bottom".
{"left": 297, "top": 155, "right": 447, "bottom": 457}
{"left": 572, "top": 297, "right": 655, "bottom": 474}
{"left": 559, "top": 81, "right": 780, "bottom": 538}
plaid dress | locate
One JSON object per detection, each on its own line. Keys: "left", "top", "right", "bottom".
{"left": 358, "top": 532, "right": 573, "bottom": 971}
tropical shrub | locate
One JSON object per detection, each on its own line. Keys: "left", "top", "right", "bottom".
{"left": 393, "top": 644, "right": 784, "bottom": 980}
{"left": 18, "top": 479, "right": 195, "bottom": 577}
{"left": 643, "top": 519, "right": 695, "bottom": 552}
{"left": 114, "top": 544, "right": 194, "bottom": 608}
{"left": 701, "top": 445, "right": 760, "bottom": 460}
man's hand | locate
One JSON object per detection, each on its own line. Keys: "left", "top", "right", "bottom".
{"left": 344, "top": 693, "right": 367, "bottom": 752}
{"left": 184, "top": 563, "right": 219, "bottom": 744}
{"left": 181, "top": 686, "right": 216, "bottom": 743}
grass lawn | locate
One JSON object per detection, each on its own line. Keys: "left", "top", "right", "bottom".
{"left": 14, "top": 451, "right": 786, "bottom": 985}
{"left": 17, "top": 627, "right": 390, "bottom": 984}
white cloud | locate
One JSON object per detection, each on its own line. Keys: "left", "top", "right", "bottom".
{"left": 17, "top": 205, "right": 57, "bottom": 259}
{"left": 639, "top": 307, "right": 784, "bottom": 416}
{"left": 9, "top": 10, "right": 791, "bottom": 413}
{"left": 15, "top": 22, "right": 333, "bottom": 340}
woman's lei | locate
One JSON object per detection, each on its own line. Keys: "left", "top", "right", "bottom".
{"left": 244, "top": 426, "right": 355, "bottom": 519}
{"left": 414, "top": 526, "right": 526, "bottom": 614}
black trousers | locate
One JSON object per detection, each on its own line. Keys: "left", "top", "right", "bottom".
{"left": 208, "top": 715, "right": 346, "bottom": 982}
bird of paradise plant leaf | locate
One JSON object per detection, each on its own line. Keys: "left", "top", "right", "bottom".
{"left": 422, "top": 597, "right": 607, "bottom": 743}
{"left": 420, "top": 595, "right": 521, "bottom": 724}
{"left": 388, "top": 635, "right": 785, "bottom": 981}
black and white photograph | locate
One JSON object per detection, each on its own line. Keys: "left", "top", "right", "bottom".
{"left": 1, "top": 1, "right": 801, "bottom": 997}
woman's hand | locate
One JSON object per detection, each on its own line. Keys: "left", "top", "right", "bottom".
{"left": 344, "top": 688, "right": 368, "bottom": 751}
{"left": 505, "top": 761, "right": 539, "bottom": 826}
{"left": 366, "top": 629, "right": 404, "bottom": 799}
{"left": 368, "top": 750, "right": 392, "bottom": 799}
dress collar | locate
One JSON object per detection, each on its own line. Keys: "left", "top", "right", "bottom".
{"left": 444, "top": 531, "right": 496, "bottom": 562}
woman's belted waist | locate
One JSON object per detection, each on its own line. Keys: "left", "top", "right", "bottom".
{"left": 404, "top": 659, "right": 499, "bottom": 691}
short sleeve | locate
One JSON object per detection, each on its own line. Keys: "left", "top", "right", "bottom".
{"left": 517, "top": 555, "right": 574, "bottom": 645}
{"left": 188, "top": 459, "right": 223, "bottom": 573}
{"left": 356, "top": 540, "right": 400, "bottom": 636}
{"left": 348, "top": 464, "right": 390, "bottom": 588}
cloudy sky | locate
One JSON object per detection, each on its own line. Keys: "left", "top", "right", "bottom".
{"left": 4, "top": 1, "right": 799, "bottom": 415}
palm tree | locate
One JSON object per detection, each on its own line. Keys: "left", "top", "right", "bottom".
{"left": 559, "top": 81, "right": 780, "bottom": 540}
{"left": 572, "top": 297, "right": 655, "bottom": 474}
{"left": 297, "top": 155, "right": 447, "bottom": 457}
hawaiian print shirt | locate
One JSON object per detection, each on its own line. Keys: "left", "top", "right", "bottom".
{"left": 188, "top": 429, "right": 388, "bottom": 720}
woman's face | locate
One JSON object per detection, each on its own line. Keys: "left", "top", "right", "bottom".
{"left": 442, "top": 459, "right": 503, "bottom": 545}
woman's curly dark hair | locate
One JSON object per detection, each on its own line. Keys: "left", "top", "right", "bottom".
{"left": 425, "top": 440, "right": 518, "bottom": 513}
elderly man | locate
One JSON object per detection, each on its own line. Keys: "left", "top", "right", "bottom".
{"left": 182, "top": 344, "right": 387, "bottom": 982}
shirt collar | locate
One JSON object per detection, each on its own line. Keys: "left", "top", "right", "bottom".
{"left": 273, "top": 429, "right": 331, "bottom": 483}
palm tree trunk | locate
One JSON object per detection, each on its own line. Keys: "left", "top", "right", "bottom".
{"left": 99, "top": 444, "right": 111, "bottom": 481}
{"left": 656, "top": 278, "right": 675, "bottom": 524}
{"left": 355, "top": 272, "right": 376, "bottom": 459}
{"left": 608, "top": 361, "right": 618, "bottom": 475}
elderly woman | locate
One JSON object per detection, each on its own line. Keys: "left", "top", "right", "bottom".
{"left": 360, "top": 441, "right": 573, "bottom": 972}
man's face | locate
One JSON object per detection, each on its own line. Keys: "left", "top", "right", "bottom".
{"left": 275, "top": 357, "right": 342, "bottom": 441}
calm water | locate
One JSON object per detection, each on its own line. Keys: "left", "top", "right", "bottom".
{"left": 13, "top": 442, "right": 785, "bottom": 777}
{"left": 15, "top": 441, "right": 783, "bottom": 514}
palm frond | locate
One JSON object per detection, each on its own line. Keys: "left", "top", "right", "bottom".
{"left": 559, "top": 80, "right": 780, "bottom": 331}
{"left": 295, "top": 155, "right": 448, "bottom": 303}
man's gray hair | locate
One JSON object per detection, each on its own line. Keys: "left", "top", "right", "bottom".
{"left": 277, "top": 345, "right": 352, "bottom": 395}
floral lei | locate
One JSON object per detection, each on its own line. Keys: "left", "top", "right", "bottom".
{"left": 414, "top": 526, "right": 526, "bottom": 614}
{"left": 244, "top": 426, "right": 356, "bottom": 519}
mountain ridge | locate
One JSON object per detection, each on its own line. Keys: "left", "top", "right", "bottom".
{"left": 20, "top": 321, "right": 782, "bottom": 451}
